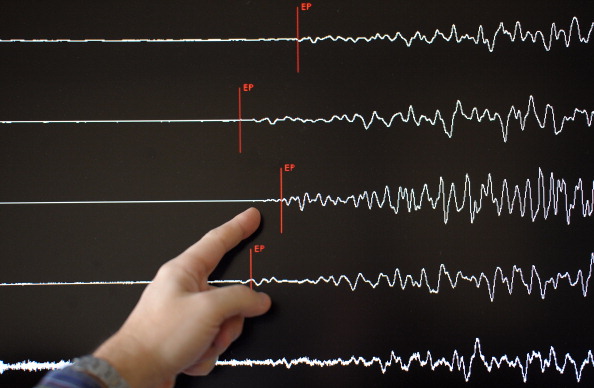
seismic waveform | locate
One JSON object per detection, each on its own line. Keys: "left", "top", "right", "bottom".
{"left": 218, "top": 338, "right": 594, "bottom": 382}
{"left": 267, "top": 168, "right": 594, "bottom": 224}
{"left": 1, "top": 18, "right": 591, "bottom": 53}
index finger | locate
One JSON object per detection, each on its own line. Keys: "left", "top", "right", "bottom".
{"left": 173, "top": 207, "right": 261, "bottom": 278}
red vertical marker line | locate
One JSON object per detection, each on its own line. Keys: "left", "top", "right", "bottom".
{"left": 279, "top": 167, "right": 284, "bottom": 234}
{"left": 296, "top": 6, "right": 300, "bottom": 73}
{"left": 237, "top": 87, "right": 242, "bottom": 153}
{"left": 249, "top": 248, "right": 253, "bottom": 290}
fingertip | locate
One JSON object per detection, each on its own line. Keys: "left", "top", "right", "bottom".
{"left": 205, "top": 286, "right": 271, "bottom": 320}
{"left": 257, "top": 292, "right": 272, "bottom": 313}
{"left": 239, "top": 290, "right": 271, "bottom": 318}
{"left": 234, "top": 207, "right": 261, "bottom": 239}
{"left": 243, "top": 207, "right": 260, "bottom": 217}
{"left": 182, "top": 356, "right": 218, "bottom": 376}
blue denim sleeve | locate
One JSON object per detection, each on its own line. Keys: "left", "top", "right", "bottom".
{"left": 35, "top": 366, "right": 105, "bottom": 388}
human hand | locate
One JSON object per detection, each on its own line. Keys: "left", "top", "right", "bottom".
{"left": 93, "top": 208, "right": 271, "bottom": 388}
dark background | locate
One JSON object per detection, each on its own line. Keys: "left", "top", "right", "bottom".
{"left": 0, "top": 1, "right": 592, "bottom": 387}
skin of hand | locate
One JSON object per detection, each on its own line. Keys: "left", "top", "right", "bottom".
{"left": 93, "top": 208, "right": 272, "bottom": 388}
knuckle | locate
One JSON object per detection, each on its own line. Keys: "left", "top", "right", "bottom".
{"left": 154, "top": 261, "right": 203, "bottom": 290}
{"left": 202, "top": 228, "right": 228, "bottom": 251}
{"left": 154, "top": 261, "right": 176, "bottom": 280}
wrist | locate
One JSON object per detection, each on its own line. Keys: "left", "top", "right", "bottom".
{"left": 70, "top": 355, "right": 131, "bottom": 388}
{"left": 93, "top": 330, "right": 173, "bottom": 388}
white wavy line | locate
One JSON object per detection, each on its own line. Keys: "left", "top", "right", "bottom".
{"left": 5, "top": 339, "right": 593, "bottom": 382}
{"left": 0, "top": 360, "right": 71, "bottom": 374}
{"left": 3, "top": 96, "right": 592, "bottom": 144}
{"left": 268, "top": 168, "right": 594, "bottom": 224}
{"left": 252, "top": 96, "right": 594, "bottom": 142}
{"left": 1, "top": 18, "right": 591, "bottom": 52}
{"left": 218, "top": 338, "right": 594, "bottom": 382}
{"left": 233, "top": 253, "right": 594, "bottom": 301}
{"left": 2, "top": 254, "right": 591, "bottom": 303}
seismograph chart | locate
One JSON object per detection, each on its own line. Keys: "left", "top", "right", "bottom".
{"left": 0, "top": 1, "right": 592, "bottom": 387}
